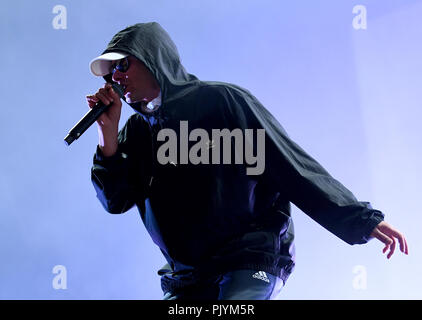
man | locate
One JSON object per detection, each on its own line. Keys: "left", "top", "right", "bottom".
{"left": 86, "top": 22, "right": 408, "bottom": 300}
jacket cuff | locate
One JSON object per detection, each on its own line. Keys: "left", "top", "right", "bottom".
{"left": 361, "top": 209, "right": 385, "bottom": 243}
{"left": 94, "top": 145, "right": 127, "bottom": 166}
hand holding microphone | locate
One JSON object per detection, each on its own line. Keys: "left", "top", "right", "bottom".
{"left": 64, "top": 83, "right": 124, "bottom": 148}
{"left": 86, "top": 83, "right": 123, "bottom": 128}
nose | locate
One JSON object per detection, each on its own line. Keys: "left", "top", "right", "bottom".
{"left": 111, "top": 69, "right": 124, "bottom": 83}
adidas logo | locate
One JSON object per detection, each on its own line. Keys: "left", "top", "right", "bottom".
{"left": 252, "top": 271, "right": 270, "bottom": 283}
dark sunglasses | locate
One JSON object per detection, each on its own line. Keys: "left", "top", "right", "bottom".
{"left": 111, "top": 57, "right": 130, "bottom": 74}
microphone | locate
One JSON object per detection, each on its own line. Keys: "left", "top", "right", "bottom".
{"left": 64, "top": 83, "right": 125, "bottom": 146}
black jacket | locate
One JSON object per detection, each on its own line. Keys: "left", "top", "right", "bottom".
{"left": 91, "top": 22, "right": 384, "bottom": 292}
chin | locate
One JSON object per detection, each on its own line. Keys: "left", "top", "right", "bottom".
{"left": 125, "top": 95, "right": 135, "bottom": 103}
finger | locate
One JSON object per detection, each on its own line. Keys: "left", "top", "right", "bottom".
{"left": 404, "top": 236, "right": 409, "bottom": 255}
{"left": 98, "top": 87, "right": 114, "bottom": 99}
{"left": 396, "top": 233, "right": 406, "bottom": 254}
{"left": 87, "top": 101, "right": 97, "bottom": 108}
{"left": 397, "top": 232, "right": 408, "bottom": 255}
{"left": 103, "top": 82, "right": 115, "bottom": 89}
{"left": 95, "top": 92, "right": 113, "bottom": 105}
{"left": 86, "top": 96, "right": 99, "bottom": 108}
{"left": 86, "top": 98, "right": 99, "bottom": 104}
{"left": 386, "top": 228, "right": 404, "bottom": 253}
{"left": 387, "top": 237, "right": 396, "bottom": 259}
{"left": 86, "top": 95, "right": 99, "bottom": 100}
{"left": 387, "top": 228, "right": 408, "bottom": 255}
{"left": 107, "top": 85, "right": 121, "bottom": 101}
{"left": 372, "top": 228, "right": 393, "bottom": 254}
{"left": 86, "top": 94, "right": 99, "bottom": 101}
{"left": 382, "top": 242, "right": 388, "bottom": 253}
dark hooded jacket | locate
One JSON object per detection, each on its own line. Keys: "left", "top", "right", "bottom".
{"left": 91, "top": 22, "right": 384, "bottom": 293}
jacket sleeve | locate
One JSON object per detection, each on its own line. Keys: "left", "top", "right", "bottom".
{"left": 91, "top": 114, "right": 150, "bottom": 214}
{"left": 217, "top": 85, "right": 384, "bottom": 245}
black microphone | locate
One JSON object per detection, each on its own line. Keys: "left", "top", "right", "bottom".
{"left": 64, "top": 83, "right": 125, "bottom": 146}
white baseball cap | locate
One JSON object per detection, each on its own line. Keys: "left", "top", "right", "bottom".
{"left": 89, "top": 51, "right": 129, "bottom": 76}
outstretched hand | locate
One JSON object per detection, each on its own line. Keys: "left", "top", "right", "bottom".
{"left": 370, "top": 221, "right": 408, "bottom": 259}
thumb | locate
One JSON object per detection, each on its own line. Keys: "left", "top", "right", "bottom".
{"left": 107, "top": 85, "right": 122, "bottom": 101}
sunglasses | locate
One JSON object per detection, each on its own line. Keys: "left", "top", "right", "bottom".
{"left": 111, "top": 57, "right": 130, "bottom": 75}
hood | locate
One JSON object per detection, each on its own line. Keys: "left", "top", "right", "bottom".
{"left": 101, "top": 22, "right": 199, "bottom": 115}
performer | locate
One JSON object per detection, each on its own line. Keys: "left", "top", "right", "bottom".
{"left": 86, "top": 22, "right": 408, "bottom": 300}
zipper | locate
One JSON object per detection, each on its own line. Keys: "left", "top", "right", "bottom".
{"left": 145, "top": 108, "right": 165, "bottom": 191}
{"left": 146, "top": 118, "right": 156, "bottom": 191}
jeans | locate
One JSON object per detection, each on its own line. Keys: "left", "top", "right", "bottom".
{"left": 162, "top": 269, "right": 284, "bottom": 300}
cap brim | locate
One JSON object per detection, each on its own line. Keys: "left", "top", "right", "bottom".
{"left": 89, "top": 52, "right": 129, "bottom": 76}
